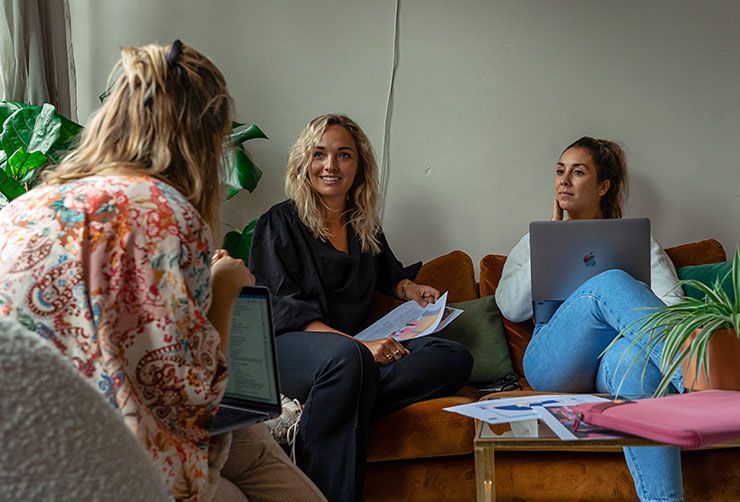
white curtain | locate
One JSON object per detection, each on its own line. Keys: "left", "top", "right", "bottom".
{"left": 0, "top": 0, "right": 76, "bottom": 120}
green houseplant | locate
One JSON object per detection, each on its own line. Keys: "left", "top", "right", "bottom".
{"left": 1, "top": 100, "right": 265, "bottom": 200}
{"left": 0, "top": 100, "right": 265, "bottom": 262}
{"left": 608, "top": 249, "right": 740, "bottom": 397}
{"left": 0, "top": 101, "right": 83, "bottom": 200}
{"left": 219, "top": 121, "right": 267, "bottom": 263}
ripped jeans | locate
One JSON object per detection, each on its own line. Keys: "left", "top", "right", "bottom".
{"left": 524, "top": 269, "right": 684, "bottom": 502}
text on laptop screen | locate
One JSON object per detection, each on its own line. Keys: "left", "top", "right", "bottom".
{"left": 224, "top": 294, "right": 278, "bottom": 405}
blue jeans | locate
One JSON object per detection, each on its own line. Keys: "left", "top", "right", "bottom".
{"left": 523, "top": 270, "right": 684, "bottom": 502}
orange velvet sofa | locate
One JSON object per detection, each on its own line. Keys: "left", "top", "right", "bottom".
{"left": 363, "top": 239, "right": 740, "bottom": 501}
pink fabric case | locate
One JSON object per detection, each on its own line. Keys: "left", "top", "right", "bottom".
{"left": 572, "top": 390, "right": 740, "bottom": 448}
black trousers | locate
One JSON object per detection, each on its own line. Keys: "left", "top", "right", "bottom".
{"left": 276, "top": 332, "right": 473, "bottom": 502}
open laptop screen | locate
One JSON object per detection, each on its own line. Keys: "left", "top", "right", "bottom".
{"left": 223, "top": 290, "right": 279, "bottom": 406}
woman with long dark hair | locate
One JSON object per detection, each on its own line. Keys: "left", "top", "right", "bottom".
{"left": 496, "top": 137, "right": 685, "bottom": 501}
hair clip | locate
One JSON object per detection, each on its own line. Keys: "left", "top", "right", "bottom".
{"left": 167, "top": 39, "right": 183, "bottom": 68}
{"left": 98, "top": 85, "right": 113, "bottom": 103}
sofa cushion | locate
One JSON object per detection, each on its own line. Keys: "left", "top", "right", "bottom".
{"left": 437, "top": 296, "right": 513, "bottom": 385}
{"left": 414, "top": 250, "right": 477, "bottom": 303}
{"left": 367, "top": 386, "right": 477, "bottom": 462}
{"left": 678, "top": 261, "right": 735, "bottom": 302}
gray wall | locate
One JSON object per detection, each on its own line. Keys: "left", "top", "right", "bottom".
{"left": 70, "top": 0, "right": 740, "bottom": 268}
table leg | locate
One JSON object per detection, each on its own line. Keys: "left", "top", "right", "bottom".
{"left": 475, "top": 443, "right": 495, "bottom": 502}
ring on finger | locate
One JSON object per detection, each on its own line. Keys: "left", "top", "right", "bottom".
{"left": 393, "top": 349, "right": 401, "bottom": 356}
{"left": 385, "top": 353, "right": 393, "bottom": 360}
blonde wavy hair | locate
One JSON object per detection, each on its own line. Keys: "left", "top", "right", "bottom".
{"left": 285, "top": 114, "right": 381, "bottom": 254}
{"left": 45, "top": 42, "right": 233, "bottom": 229}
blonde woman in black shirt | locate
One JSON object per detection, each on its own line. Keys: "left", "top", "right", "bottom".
{"left": 250, "top": 114, "right": 472, "bottom": 501}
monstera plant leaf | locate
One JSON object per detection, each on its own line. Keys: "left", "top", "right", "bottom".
{"left": 220, "top": 123, "right": 268, "bottom": 259}
{"left": 222, "top": 218, "right": 258, "bottom": 263}
{"left": 224, "top": 123, "right": 267, "bottom": 199}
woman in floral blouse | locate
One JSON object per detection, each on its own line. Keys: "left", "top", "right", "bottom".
{"left": 0, "top": 42, "right": 323, "bottom": 502}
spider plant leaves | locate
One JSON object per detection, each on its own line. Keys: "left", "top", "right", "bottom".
{"left": 676, "top": 278, "right": 727, "bottom": 306}
{"left": 609, "top": 249, "right": 740, "bottom": 397}
{"left": 734, "top": 250, "right": 740, "bottom": 312}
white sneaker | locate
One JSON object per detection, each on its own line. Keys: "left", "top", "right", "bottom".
{"left": 265, "top": 395, "right": 303, "bottom": 462}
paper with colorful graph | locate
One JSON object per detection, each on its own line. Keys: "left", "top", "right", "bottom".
{"left": 355, "top": 292, "right": 462, "bottom": 342}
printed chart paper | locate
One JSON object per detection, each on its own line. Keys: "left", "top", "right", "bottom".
{"left": 355, "top": 292, "right": 463, "bottom": 341}
{"left": 444, "top": 394, "right": 607, "bottom": 425}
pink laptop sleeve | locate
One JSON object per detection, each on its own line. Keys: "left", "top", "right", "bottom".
{"left": 571, "top": 390, "right": 740, "bottom": 448}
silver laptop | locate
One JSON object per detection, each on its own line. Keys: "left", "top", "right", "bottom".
{"left": 530, "top": 218, "right": 651, "bottom": 325}
{"left": 208, "top": 286, "right": 282, "bottom": 435}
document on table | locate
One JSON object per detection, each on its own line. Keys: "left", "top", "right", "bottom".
{"left": 355, "top": 291, "right": 463, "bottom": 342}
{"left": 444, "top": 394, "right": 607, "bottom": 425}
{"left": 535, "top": 406, "right": 631, "bottom": 441}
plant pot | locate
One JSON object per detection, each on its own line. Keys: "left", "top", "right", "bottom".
{"left": 682, "top": 328, "right": 740, "bottom": 391}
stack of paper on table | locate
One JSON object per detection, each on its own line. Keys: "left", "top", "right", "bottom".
{"left": 445, "top": 394, "right": 628, "bottom": 440}
{"left": 444, "top": 394, "right": 607, "bottom": 425}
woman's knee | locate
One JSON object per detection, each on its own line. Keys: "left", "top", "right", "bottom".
{"left": 321, "top": 335, "right": 378, "bottom": 385}
{"left": 585, "top": 269, "right": 641, "bottom": 292}
{"left": 523, "top": 347, "right": 595, "bottom": 393}
{"left": 420, "top": 337, "right": 473, "bottom": 380}
{"left": 448, "top": 339, "right": 474, "bottom": 377}
{"left": 598, "top": 339, "right": 663, "bottom": 395}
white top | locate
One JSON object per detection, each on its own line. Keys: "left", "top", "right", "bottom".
{"left": 495, "top": 233, "right": 684, "bottom": 322}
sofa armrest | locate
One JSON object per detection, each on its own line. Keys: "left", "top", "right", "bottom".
{"left": 479, "top": 253, "right": 533, "bottom": 376}
{"left": 479, "top": 254, "right": 506, "bottom": 297}
{"left": 665, "top": 239, "right": 727, "bottom": 268}
{"left": 503, "top": 318, "right": 534, "bottom": 377}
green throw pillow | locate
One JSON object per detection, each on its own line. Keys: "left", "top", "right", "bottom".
{"left": 677, "top": 261, "right": 735, "bottom": 302}
{"left": 437, "top": 295, "right": 514, "bottom": 385}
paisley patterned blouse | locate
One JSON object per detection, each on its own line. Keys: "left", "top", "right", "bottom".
{"left": 0, "top": 175, "right": 227, "bottom": 501}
